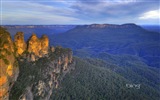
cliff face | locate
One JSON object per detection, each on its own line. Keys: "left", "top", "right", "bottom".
{"left": 14, "top": 32, "right": 26, "bottom": 55}
{"left": 27, "top": 34, "right": 49, "bottom": 60}
{"left": 40, "top": 35, "right": 49, "bottom": 55}
{"left": 0, "top": 27, "right": 19, "bottom": 100}
{"left": 0, "top": 27, "right": 74, "bottom": 100}
{"left": 10, "top": 47, "right": 74, "bottom": 100}
{"left": 14, "top": 32, "right": 49, "bottom": 59}
{"left": 27, "top": 34, "right": 41, "bottom": 56}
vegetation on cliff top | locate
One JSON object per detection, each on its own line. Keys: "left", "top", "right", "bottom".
{"left": 9, "top": 47, "right": 73, "bottom": 100}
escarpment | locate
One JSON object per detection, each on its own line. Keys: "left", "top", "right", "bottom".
{"left": 0, "top": 27, "right": 74, "bottom": 100}
{"left": 0, "top": 27, "right": 19, "bottom": 100}
{"left": 10, "top": 46, "right": 74, "bottom": 100}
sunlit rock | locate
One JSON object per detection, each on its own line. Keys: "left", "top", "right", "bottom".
{"left": 0, "top": 27, "right": 19, "bottom": 100}
{"left": 27, "top": 33, "right": 41, "bottom": 56}
{"left": 14, "top": 32, "right": 26, "bottom": 55}
{"left": 27, "top": 34, "right": 49, "bottom": 60}
{"left": 40, "top": 35, "right": 49, "bottom": 56}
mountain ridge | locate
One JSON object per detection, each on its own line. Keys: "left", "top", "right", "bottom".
{"left": 53, "top": 23, "right": 160, "bottom": 67}
{"left": 76, "top": 23, "right": 142, "bottom": 29}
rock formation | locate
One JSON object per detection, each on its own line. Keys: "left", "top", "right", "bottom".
{"left": 0, "top": 26, "right": 74, "bottom": 100}
{"left": 10, "top": 47, "right": 74, "bottom": 100}
{"left": 40, "top": 35, "right": 49, "bottom": 55}
{"left": 17, "top": 47, "right": 74, "bottom": 100}
{"left": 27, "top": 33, "right": 42, "bottom": 57}
{"left": 14, "top": 32, "right": 26, "bottom": 55}
{"left": 0, "top": 27, "right": 19, "bottom": 100}
{"left": 27, "top": 34, "right": 49, "bottom": 61}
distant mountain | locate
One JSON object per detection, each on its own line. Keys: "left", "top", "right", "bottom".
{"left": 75, "top": 23, "right": 143, "bottom": 29}
{"left": 52, "top": 23, "right": 160, "bottom": 67}
{"left": 3, "top": 25, "right": 76, "bottom": 41}
{"left": 141, "top": 25, "right": 160, "bottom": 33}
{"left": 3, "top": 25, "right": 76, "bottom": 29}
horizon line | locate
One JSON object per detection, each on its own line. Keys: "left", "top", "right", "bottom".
{"left": 0, "top": 23, "right": 160, "bottom": 26}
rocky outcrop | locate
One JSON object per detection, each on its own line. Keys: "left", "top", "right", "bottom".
{"left": 14, "top": 32, "right": 26, "bottom": 55}
{"left": 40, "top": 35, "right": 49, "bottom": 55}
{"left": 10, "top": 47, "right": 74, "bottom": 100}
{"left": 27, "top": 33, "right": 42, "bottom": 57}
{"left": 27, "top": 34, "right": 49, "bottom": 61}
{"left": 0, "top": 27, "right": 74, "bottom": 100}
{"left": 0, "top": 27, "right": 19, "bottom": 100}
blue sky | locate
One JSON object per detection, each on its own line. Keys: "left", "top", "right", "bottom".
{"left": 0, "top": 0, "right": 159, "bottom": 25}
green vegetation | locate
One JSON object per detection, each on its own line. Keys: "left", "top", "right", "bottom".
{"left": 9, "top": 57, "right": 49, "bottom": 100}
{"left": 9, "top": 48, "right": 72, "bottom": 100}
{"left": 3, "top": 58, "right": 9, "bottom": 65}
{"left": 49, "top": 46, "right": 72, "bottom": 60}
{"left": 50, "top": 57, "right": 160, "bottom": 100}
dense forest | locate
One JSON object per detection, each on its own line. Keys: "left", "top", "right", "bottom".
{"left": 50, "top": 57, "right": 160, "bottom": 100}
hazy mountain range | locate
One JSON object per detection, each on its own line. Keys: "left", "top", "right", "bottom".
{"left": 2, "top": 23, "right": 160, "bottom": 100}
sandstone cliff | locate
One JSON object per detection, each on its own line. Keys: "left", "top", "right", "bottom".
{"left": 10, "top": 47, "right": 74, "bottom": 100}
{"left": 0, "top": 27, "right": 19, "bottom": 100}
{"left": 0, "top": 27, "right": 74, "bottom": 100}
{"left": 14, "top": 32, "right": 26, "bottom": 55}
{"left": 40, "top": 35, "right": 49, "bottom": 56}
{"left": 27, "top": 34, "right": 49, "bottom": 61}
{"left": 27, "top": 33, "right": 41, "bottom": 56}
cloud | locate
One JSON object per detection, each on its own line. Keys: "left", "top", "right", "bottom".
{"left": 70, "top": 0, "right": 159, "bottom": 24}
{"left": 139, "top": 9, "right": 160, "bottom": 19}
{"left": 3, "top": 1, "right": 75, "bottom": 16}
{"left": 1, "top": 0, "right": 160, "bottom": 25}
{"left": 2, "top": 1, "right": 80, "bottom": 24}
{"left": 3, "top": 11, "right": 80, "bottom": 24}
{"left": 71, "top": 1, "right": 156, "bottom": 16}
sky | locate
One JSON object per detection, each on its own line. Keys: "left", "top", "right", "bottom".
{"left": 0, "top": 0, "right": 159, "bottom": 25}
